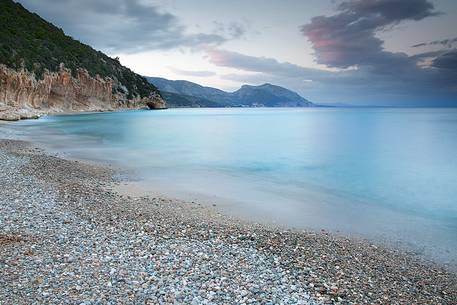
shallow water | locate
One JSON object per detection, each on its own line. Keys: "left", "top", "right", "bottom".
{"left": 3, "top": 108, "right": 457, "bottom": 267}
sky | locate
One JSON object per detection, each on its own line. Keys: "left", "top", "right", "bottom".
{"left": 16, "top": 0, "right": 457, "bottom": 106}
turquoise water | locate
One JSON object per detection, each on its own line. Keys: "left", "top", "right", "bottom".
{"left": 5, "top": 108, "right": 457, "bottom": 267}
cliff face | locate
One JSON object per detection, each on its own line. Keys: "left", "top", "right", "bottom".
{"left": 0, "top": 64, "right": 166, "bottom": 121}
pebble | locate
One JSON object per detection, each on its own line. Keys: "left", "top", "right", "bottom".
{"left": 0, "top": 139, "right": 456, "bottom": 305}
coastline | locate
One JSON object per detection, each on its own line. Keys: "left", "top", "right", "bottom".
{"left": 0, "top": 106, "right": 165, "bottom": 122}
{"left": 0, "top": 138, "right": 456, "bottom": 304}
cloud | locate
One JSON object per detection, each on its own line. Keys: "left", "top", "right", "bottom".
{"left": 207, "top": 49, "right": 331, "bottom": 79}
{"left": 169, "top": 67, "right": 216, "bottom": 77}
{"left": 207, "top": 49, "right": 392, "bottom": 98}
{"left": 206, "top": 0, "right": 456, "bottom": 106}
{"left": 212, "top": 21, "right": 248, "bottom": 39}
{"left": 284, "top": 0, "right": 456, "bottom": 105}
{"left": 206, "top": 48, "right": 433, "bottom": 85}
{"left": 16, "top": 0, "right": 227, "bottom": 53}
{"left": 412, "top": 37, "right": 457, "bottom": 48}
{"left": 432, "top": 50, "right": 457, "bottom": 71}
{"left": 207, "top": 44, "right": 457, "bottom": 106}
{"left": 301, "top": 0, "right": 439, "bottom": 69}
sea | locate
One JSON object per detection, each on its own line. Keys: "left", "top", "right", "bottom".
{"left": 3, "top": 107, "right": 457, "bottom": 268}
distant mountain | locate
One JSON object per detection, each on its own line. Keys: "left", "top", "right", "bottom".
{"left": 232, "top": 83, "right": 312, "bottom": 107}
{"left": 160, "top": 91, "right": 222, "bottom": 108}
{"left": 148, "top": 77, "right": 229, "bottom": 102}
{"left": 147, "top": 77, "right": 313, "bottom": 108}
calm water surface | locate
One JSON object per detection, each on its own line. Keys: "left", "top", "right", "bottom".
{"left": 4, "top": 108, "right": 457, "bottom": 267}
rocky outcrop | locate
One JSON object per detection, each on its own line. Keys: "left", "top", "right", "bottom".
{"left": 0, "top": 64, "right": 166, "bottom": 120}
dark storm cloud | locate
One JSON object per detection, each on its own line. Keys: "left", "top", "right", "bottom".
{"left": 296, "top": 0, "right": 456, "bottom": 105}
{"left": 301, "top": 0, "right": 439, "bottom": 69}
{"left": 15, "top": 0, "right": 227, "bottom": 53}
{"left": 338, "top": 0, "right": 439, "bottom": 21}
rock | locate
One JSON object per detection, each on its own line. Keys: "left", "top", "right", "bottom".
{"left": 0, "top": 111, "right": 20, "bottom": 121}
{"left": 0, "top": 64, "right": 166, "bottom": 120}
{"left": 146, "top": 98, "right": 167, "bottom": 110}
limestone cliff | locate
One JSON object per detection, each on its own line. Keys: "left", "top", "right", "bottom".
{"left": 0, "top": 64, "right": 166, "bottom": 121}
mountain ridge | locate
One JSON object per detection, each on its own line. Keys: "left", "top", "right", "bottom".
{"left": 146, "top": 77, "right": 313, "bottom": 108}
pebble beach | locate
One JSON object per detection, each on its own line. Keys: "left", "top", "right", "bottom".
{"left": 0, "top": 138, "right": 456, "bottom": 304}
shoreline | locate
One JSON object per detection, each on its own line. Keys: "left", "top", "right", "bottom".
{"left": 0, "top": 138, "right": 456, "bottom": 304}
{"left": 0, "top": 107, "right": 163, "bottom": 122}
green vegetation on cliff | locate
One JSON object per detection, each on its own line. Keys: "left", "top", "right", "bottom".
{"left": 0, "top": 0, "right": 159, "bottom": 99}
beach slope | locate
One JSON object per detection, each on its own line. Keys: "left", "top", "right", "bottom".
{"left": 0, "top": 139, "right": 455, "bottom": 304}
